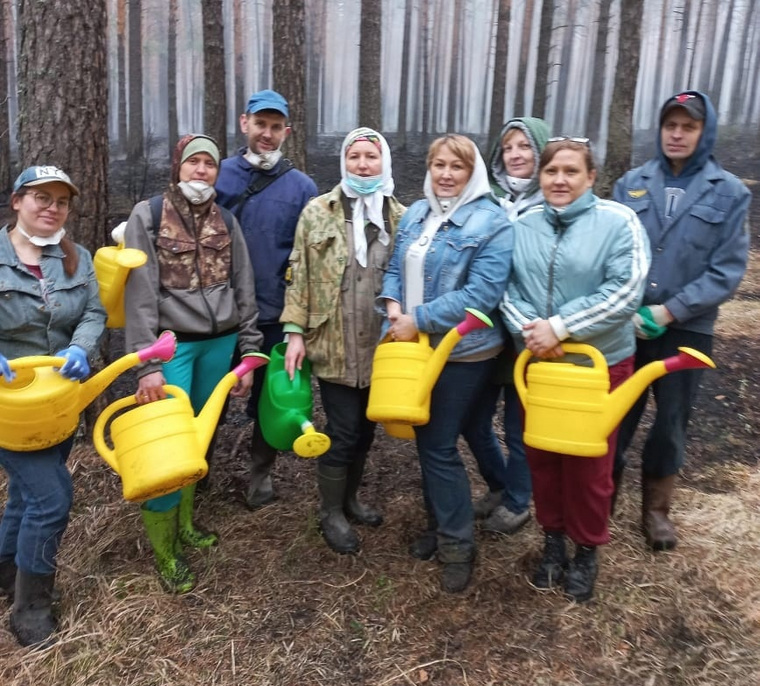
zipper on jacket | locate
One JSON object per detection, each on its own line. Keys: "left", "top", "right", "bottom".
{"left": 545, "top": 221, "right": 565, "bottom": 317}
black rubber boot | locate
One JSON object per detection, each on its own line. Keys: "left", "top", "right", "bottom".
{"left": 642, "top": 475, "right": 677, "bottom": 551}
{"left": 564, "top": 545, "right": 598, "bottom": 603}
{"left": 0, "top": 557, "right": 17, "bottom": 600}
{"left": 533, "top": 531, "right": 568, "bottom": 589}
{"left": 344, "top": 454, "right": 383, "bottom": 527}
{"left": 409, "top": 531, "right": 437, "bottom": 560}
{"left": 317, "top": 464, "right": 360, "bottom": 554}
{"left": 246, "top": 423, "right": 278, "bottom": 509}
{"left": 438, "top": 543, "right": 475, "bottom": 594}
{"left": 10, "top": 570, "right": 57, "bottom": 647}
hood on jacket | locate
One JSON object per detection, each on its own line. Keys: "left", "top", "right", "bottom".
{"left": 656, "top": 90, "right": 717, "bottom": 180}
{"left": 488, "top": 117, "right": 550, "bottom": 199}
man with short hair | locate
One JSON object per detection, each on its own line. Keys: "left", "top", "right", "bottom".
{"left": 613, "top": 90, "right": 750, "bottom": 550}
{"left": 216, "top": 89, "right": 317, "bottom": 508}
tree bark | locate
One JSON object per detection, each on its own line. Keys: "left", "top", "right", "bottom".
{"left": 446, "top": 0, "right": 464, "bottom": 132}
{"left": 202, "top": 0, "right": 227, "bottom": 159}
{"left": 489, "top": 0, "right": 511, "bottom": 142}
{"left": 514, "top": 0, "right": 535, "bottom": 115}
{"left": 116, "top": 0, "right": 128, "bottom": 155}
{"left": 167, "top": 0, "right": 178, "bottom": 153}
{"left": 273, "top": 0, "right": 307, "bottom": 171}
{"left": 359, "top": 0, "right": 382, "bottom": 131}
{"left": 233, "top": 0, "right": 246, "bottom": 120}
{"left": 17, "top": 0, "right": 109, "bottom": 253}
{"left": 127, "top": 0, "right": 144, "bottom": 166}
{"left": 599, "top": 0, "right": 644, "bottom": 197}
{"left": 396, "top": 0, "right": 413, "bottom": 149}
{"left": 0, "top": 0, "right": 10, "bottom": 195}
{"left": 533, "top": 0, "right": 554, "bottom": 120}
{"left": 587, "top": 0, "right": 612, "bottom": 142}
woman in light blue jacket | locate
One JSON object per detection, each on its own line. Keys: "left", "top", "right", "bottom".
{"left": 380, "top": 134, "right": 512, "bottom": 593}
{"left": 501, "top": 138, "right": 649, "bottom": 603}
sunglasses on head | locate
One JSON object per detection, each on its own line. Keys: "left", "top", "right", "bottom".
{"left": 547, "top": 136, "right": 591, "bottom": 146}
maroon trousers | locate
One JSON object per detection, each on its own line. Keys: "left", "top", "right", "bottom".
{"left": 526, "top": 356, "right": 634, "bottom": 547}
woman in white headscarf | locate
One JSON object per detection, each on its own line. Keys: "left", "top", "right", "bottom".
{"left": 281, "top": 127, "right": 405, "bottom": 555}
{"left": 379, "top": 134, "right": 512, "bottom": 594}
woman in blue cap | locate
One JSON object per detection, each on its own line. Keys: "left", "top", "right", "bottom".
{"left": 0, "top": 165, "right": 106, "bottom": 647}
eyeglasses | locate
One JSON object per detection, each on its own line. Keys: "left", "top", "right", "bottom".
{"left": 547, "top": 136, "right": 591, "bottom": 146}
{"left": 27, "top": 192, "right": 71, "bottom": 212}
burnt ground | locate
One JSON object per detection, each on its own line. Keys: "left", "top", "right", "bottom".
{"left": 0, "top": 132, "right": 758, "bottom": 685}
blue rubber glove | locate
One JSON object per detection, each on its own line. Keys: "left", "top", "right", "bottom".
{"left": 632, "top": 306, "right": 668, "bottom": 340}
{"left": 0, "top": 352, "right": 14, "bottom": 382}
{"left": 54, "top": 345, "right": 90, "bottom": 380}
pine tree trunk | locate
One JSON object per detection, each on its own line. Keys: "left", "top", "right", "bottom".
{"left": 202, "top": 0, "right": 227, "bottom": 159}
{"left": 489, "top": 0, "right": 511, "bottom": 142}
{"left": 167, "top": 0, "right": 178, "bottom": 153}
{"left": 599, "top": 0, "right": 644, "bottom": 197}
{"left": 359, "top": 0, "right": 382, "bottom": 131}
{"left": 533, "top": 0, "right": 554, "bottom": 120}
{"left": 0, "top": 1, "right": 10, "bottom": 195}
{"left": 446, "top": 0, "right": 464, "bottom": 133}
{"left": 586, "top": 0, "right": 612, "bottom": 142}
{"left": 17, "top": 0, "right": 109, "bottom": 253}
{"left": 127, "top": 0, "right": 144, "bottom": 166}
{"left": 233, "top": 0, "right": 246, "bottom": 121}
{"left": 514, "top": 0, "right": 535, "bottom": 115}
{"left": 273, "top": 0, "right": 307, "bottom": 171}
{"left": 396, "top": 0, "right": 413, "bottom": 149}
{"left": 116, "top": 0, "right": 127, "bottom": 156}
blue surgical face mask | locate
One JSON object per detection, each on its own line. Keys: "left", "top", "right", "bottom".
{"left": 344, "top": 172, "right": 383, "bottom": 195}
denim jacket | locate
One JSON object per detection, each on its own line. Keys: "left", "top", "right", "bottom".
{"left": 380, "top": 196, "right": 512, "bottom": 360}
{"left": 0, "top": 226, "right": 106, "bottom": 360}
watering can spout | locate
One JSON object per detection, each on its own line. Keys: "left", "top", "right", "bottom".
{"left": 603, "top": 346, "right": 715, "bottom": 436}
{"left": 415, "top": 308, "right": 493, "bottom": 404}
{"left": 77, "top": 331, "right": 178, "bottom": 412}
{"left": 195, "top": 353, "right": 269, "bottom": 455}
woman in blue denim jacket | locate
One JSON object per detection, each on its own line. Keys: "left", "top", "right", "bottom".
{"left": 0, "top": 166, "right": 106, "bottom": 647}
{"left": 379, "top": 134, "right": 512, "bottom": 593}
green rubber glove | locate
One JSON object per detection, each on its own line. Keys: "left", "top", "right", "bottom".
{"left": 633, "top": 306, "right": 668, "bottom": 340}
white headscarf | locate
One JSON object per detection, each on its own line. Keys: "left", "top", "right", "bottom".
{"left": 339, "top": 127, "right": 394, "bottom": 267}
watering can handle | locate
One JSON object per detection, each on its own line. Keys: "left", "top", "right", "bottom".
{"left": 92, "top": 384, "right": 191, "bottom": 469}
{"left": 8, "top": 356, "right": 68, "bottom": 373}
{"left": 380, "top": 331, "right": 429, "bottom": 346}
{"left": 559, "top": 343, "right": 608, "bottom": 370}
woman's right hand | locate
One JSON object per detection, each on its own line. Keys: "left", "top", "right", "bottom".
{"left": 284, "top": 333, "right": 306, "bottom": 381}
{"left": 135, "top": 371, "right": 167, "bottom": 405}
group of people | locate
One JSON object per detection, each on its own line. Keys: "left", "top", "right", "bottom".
{"left": 0, "top": 88, "right": 750, "bottom": 647}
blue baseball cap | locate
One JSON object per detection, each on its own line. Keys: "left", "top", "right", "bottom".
{"left": 245, "top": 89, "right": 289, "bottom": 118}
{"left": 13, "top": 165, "right": 79, "bottom": 196}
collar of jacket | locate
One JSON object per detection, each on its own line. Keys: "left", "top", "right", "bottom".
{"left": 543, "top": 189, "right": 597, "bottom": 231}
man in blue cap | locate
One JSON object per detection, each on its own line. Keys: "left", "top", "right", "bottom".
{"left": 612, "top": 91, "right": 750, "bottom": 550}
{"left": 216, "top": 89, "right": 317, "bottom": 509}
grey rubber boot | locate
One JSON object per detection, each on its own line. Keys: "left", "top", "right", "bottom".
{"left": 246, "top": 423, "right": 278, "bottom": 509}
{"left": 642, "top": 474, "right": 677, "bottom": 551}
{"left": 344, "top": 454, "right": 383, "bottom": 527}
{"left": 317, "top": 464, "right": 360, "bottom": 554}
{"left": 10, "top": 570, "right": 57, "bottom": 647}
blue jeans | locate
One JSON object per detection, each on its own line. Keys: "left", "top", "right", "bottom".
{"left": 144, "top": 333, "right": 237, "bottom": 512}
{"left": 415, "top": 358, "right": 496, "bottom": 563}
{"left": 615, "top": 329, "right": 712, "bottom": 479}
{"left": 0, "top": 436, "right": 75, "bottom": 574}
{"left": 462, "top": 382, "right": 532, "bottom": 514}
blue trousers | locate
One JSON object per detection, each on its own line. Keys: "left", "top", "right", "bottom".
{"left": 415, "top": 358, "right": 496, "bottom": 563}
{"left": 615, "top": 329, "right": 712, "bottom": 479}
{"left": 462, "top": 382, "right": 532, "bottom": 514}
{"left": 0, "top": 436, "right": 75, "bottom": 574}
{"left": 144, "top": 333, "right": 237, "bottom": 512}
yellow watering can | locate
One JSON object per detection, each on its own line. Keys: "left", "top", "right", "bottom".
{"left": 513, "top": 342, "right": 716, "bottom": 457}
{"left": 93, "top": 223, "right": 147, "bottom": 328}
{"left": 93, "top": 352, "right": 270, "bottom": 502}
{"left": 258, "top": 342, "right": 331, "bottom": 458}
{"left": 367, "top": 308, "right": 493, "bottom": 439}
{"left": 0, "top": 330, "right": 177, "bottom": 452}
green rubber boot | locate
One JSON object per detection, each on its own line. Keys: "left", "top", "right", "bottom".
{"left": 178, "top": 484, "right": 219, "bottom": 549}
{"left": 140, "top": 506, "right": 195, "bottom": 593}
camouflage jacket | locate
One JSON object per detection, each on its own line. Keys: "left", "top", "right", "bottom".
{"left": 280, "top": 185, "right": 405, "bottom": 381}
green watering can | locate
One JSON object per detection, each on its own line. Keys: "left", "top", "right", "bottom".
{"left": 258, "top": 342, "right": 330, "bottom": 458}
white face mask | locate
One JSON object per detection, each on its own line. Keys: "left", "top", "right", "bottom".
{"left": 244, "top": 147, "right": 283, "bottom": 171}
{"left": 15, "top": 222, "right": 67, "bottom": 247}
{"left": 179, "top": 180, "right": 216, "bottom": 205}
{"left": 506, "top": 175, "right": 532, "bottom": 194}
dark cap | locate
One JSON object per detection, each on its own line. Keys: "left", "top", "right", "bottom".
{"left": 660, "top": 93, "right": 706, "bottom": 124}
{"left": 245, "top": 89, "right": 289, "bottom": 118}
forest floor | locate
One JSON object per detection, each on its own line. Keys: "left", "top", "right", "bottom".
{"left": 0, "top": 132, "right": 759, "bottom": 685}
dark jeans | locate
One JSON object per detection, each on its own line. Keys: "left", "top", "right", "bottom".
{"left": 317, "top": 380, "right": 375, "bottom": 469}
{"left": 0, "top": 436, "right": 75, "bottom": 574}
{"left": 462, "top": 382, "right": 532, "bottom": 514}
{"left": 615, "top": 329, "right": 712, "bottom": 479}
{"left": 415, "top": 358, "right": 496, "bottom": 563}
